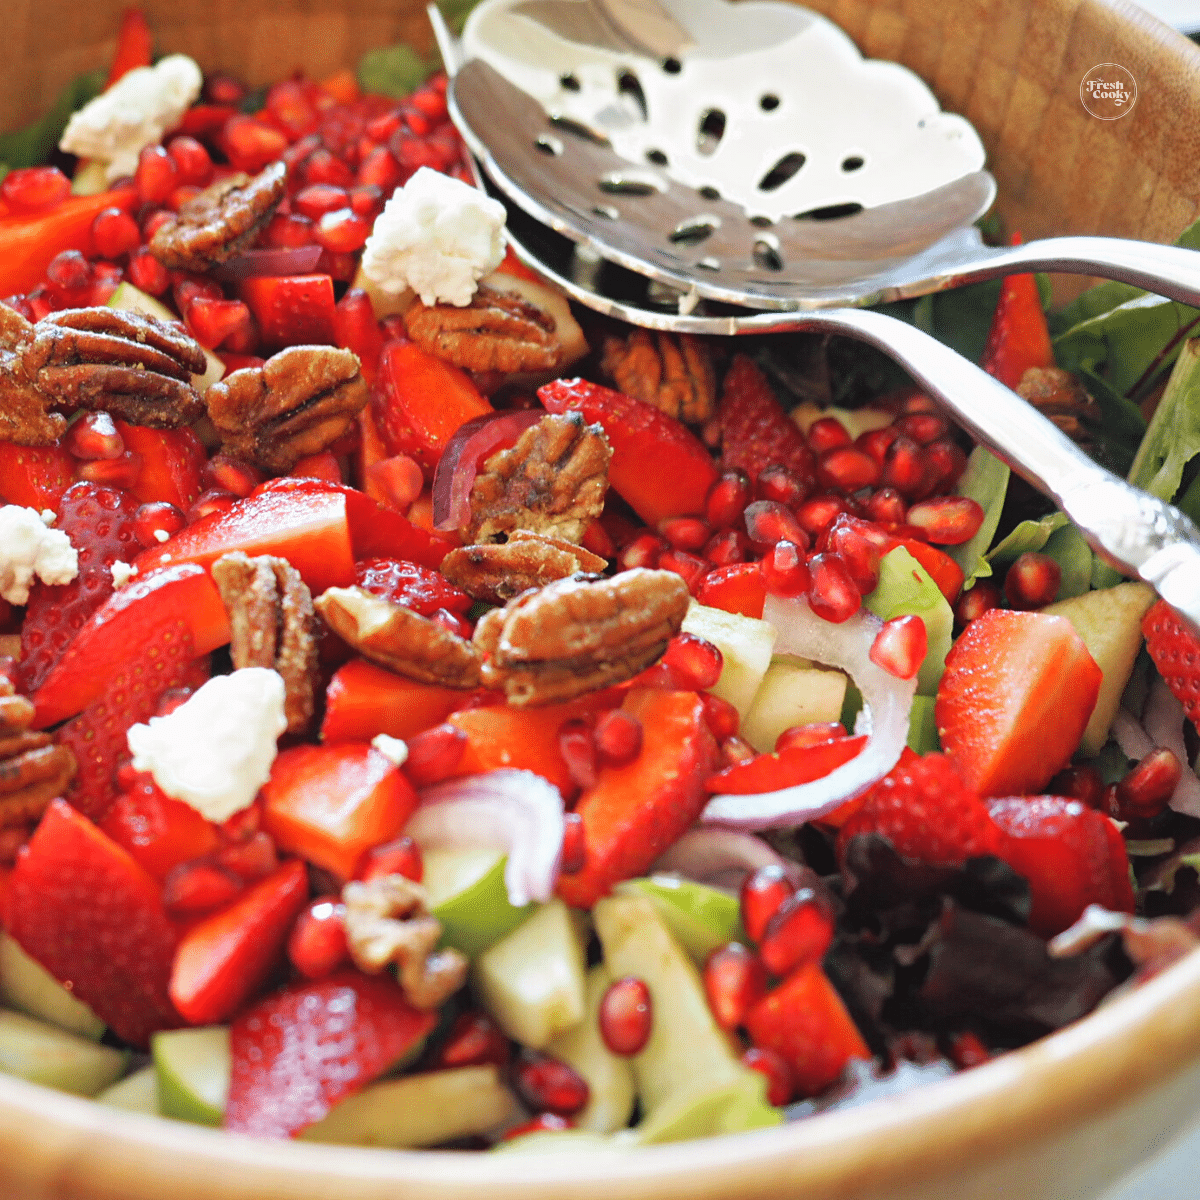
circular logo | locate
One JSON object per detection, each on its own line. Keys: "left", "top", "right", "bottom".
{"left": 1080, "top": 63, "right": 1137, "bottom": 119}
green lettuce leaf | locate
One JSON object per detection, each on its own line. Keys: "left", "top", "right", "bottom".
{"left": 1126, "top": 337, "right": 1200, "bottom": 502}
{"left": 0, "top": 69, "right": 104, "bottom": 174}
{"left": 949, "top": 446, "right": 1009, "bottom": 586}
{"left": 358, "top": 44, "right": 435, "bottom": 99}
{"left": 986, "top": 511, "right": 1069, "bottom": 567}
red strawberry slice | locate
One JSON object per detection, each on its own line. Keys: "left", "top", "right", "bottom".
{"left": 115, "top": 422, "right": 206, "bottom": 511}
{"left": 57, "top": 628, "right": 210, "bottom": 821}
{"left": 4, "top": 798, "right": 182, "bottom": 1047}
{"left": 0, "top": 441, "right": 74, "bottom": 510}
{"left": 836, "top": 751, "right": 1003, "bottom": 868}
{"left": 224, "top": 970, "right": 437, "bottom": 1138}
{"left": 717, "top": 355, "right": 815, "bottom": 486}
{"left": 708, "top": 735, "right": 868, "bottom": 794}
{"left": 354, "top": 557, "right": 471, "bottom": 616}
{"left": 988, "top": 796, "right": 1135, "bottom": 937}
{"left": 19, "top": 481, "right": 141, "bottom": 694}
{"left": 980, "top": 244, "right": 1055, "bottom": 390}
{"left": 1142, "top": 599, "right": 1200, "bottom": 733}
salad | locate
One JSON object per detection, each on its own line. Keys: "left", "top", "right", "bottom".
{"left": 0, "top": 4, "right": 1198, "bottom": 1154}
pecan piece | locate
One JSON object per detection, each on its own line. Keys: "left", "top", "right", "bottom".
{"left": 205, "top": 345, "right": 369, "bottom": 473}
{"left": 1017, "top": 366, "right": 1096, "bottom": 442}
{"left": 149, "top": 162, "right": 288, "bottom": 272}
{"left": 341, "top": 874, "right": 468, "bottom": 1010}
{"left": 403, "top": 282, "right": 563, "bottom": 373}
{"left": 601, "top": 329, "right": 716, "bottom": 423}
{"left": 0, "top": 679, "right": 76, "bottom": 828}
{"left": 211, "top": 552, "right": 318, "bottom": 734}
{"left": 468, "top": 411, "right": 611, "bottom": 544}
{"left": 315, "top": 586, "right": 483, "bottom": 689}
{"left": 442, "top": 530, "right": 608, "bottom": 604}
{"left": 474, "top": 568, "right": 689, "bottom": 705}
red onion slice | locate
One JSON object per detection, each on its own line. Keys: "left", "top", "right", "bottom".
{"left": 409, "top": 768, "right": 564, "bottom": 907}
{"left": 1142, "top": 677, "right": 1200, "bottom": 818}
{"left": 431, "top": 409, "right": 545, "bottom": 532}
{"left": 651, "top": 828, "right": 801, "bottom": 892}
{"left": 701, "top": 595, "right": 916, "bottom": 830}
{"left": 210, "top": 244, "right": 323, "bottom": 280}
{"left": 1111, "top": 708, "right": 1154, "bottom": 761}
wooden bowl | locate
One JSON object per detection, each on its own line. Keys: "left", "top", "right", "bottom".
{"left": 3, "top": 1, "right": 1200, "bottom": 1197}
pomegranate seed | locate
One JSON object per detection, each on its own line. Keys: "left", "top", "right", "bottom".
{"left": 174, "top": 274, "right": 224, "bottom": 312}
{"left": 64, "top": 411, "right": 123, "bottom": 460}
{"left": 824, "top": 517, "right": 883, "bottom": 594}
{"left": 77, "top": 452, "right": 142, "bottom": 489}
{"left": 222, "top": 115, "right": 289, "bottom": 172}
{"left": 46, "top": 250, "right": 91, "bottom": 290}
{"left": 301, "top": 147, "right": 356, "bottom": 188}
{"left": 1, "top": 296, "right": 34, "bottom": 321}
{"left": 502, "top": 1113, "right": 574, "bottom": 1140}
{"left": 856, "top": 425, "right": 901, "bottom": 466}
{"left": 902, "top": 391, "right": 939, "bottom": 414}
{"left": 1, "top": 165, "right": 70, "bottom": 213}
{"left": 349, "top": 184, "right": 384, "bottom": 219}
{"left": 598, "top": 976, "right": 653, "bottom": 1056}
{"left": 796, "top": 493, "right": 853, "bottom": 538}
{"left": 357, "top": 835, "right": 423, "bottom": 882}
{"left": 437, "top": 1010, "right": 511, "bottom": 1070}
{"left": 661, "top": 516, "right": 711, "bottom": 552}
{"left": 706, "top": 469, "right": 752, "bottom": 530}
{"left": 948, "top": 1031, "right": 991, "bottom": 1069}
{"left": 657, "top": 548, "right": 708, "bottom": 594}
{"left": 1003, "top": 552, "right": 1061, "bottom": 610}
{"left": 864, "top": 487, "right": 908, "bottom": 525}
{"left": 759, "top": 539, "right": 810, "bottom": 597}
{"left": 593, "top": 709, "right": 642, "bottom": 768}
{"left": 882, "top": 436, "right": 935, "bottom": 499}
{"left": 216, "top": 830, "right": 278, "bottom": 881}
{"left": 367, "top": 454, "right": 424, "bottom": 511}
{"left": 741, "top": 865, "right": 796, "bottom": 944}
{"left": 186, "top": 296, "right": 256, "bottom": 350}
{"left": 742, "top": 1047, "right": 795, "bottom": 1106}
{"left": 187, "top": 488, "right": 237, "bottom": 522}
{"left": 357, "top": 146, "right": 404, "bottom": 193}
{"left": 366, "top": 109, "right": 405, "bottom": 141}
{"left": 661, "top": 631, "right": 723, "bottom": 689}
{"left": 618, "top": 532, "right": 663, "bottom": 570}
{"left": 402, "top": 722, "right": 467, "bottom": 787}
{"left": 165, "top": 135, "right": 213, "bottom": 187}
{"left": 954, "top": 580, "right": 1001, "bottom": 627}
{"left": 806, "top": 416, "right": 852, "bottom": 454}
{"left": 817, "top": 446, "right": 881, "bottom": 492}
{"left": 758, "top": 887, "right": 836, "bottom": 976}
{"left": 266, "top": 79, "right": 318, "bottom": 139}
{"left": 776, "top": 722, "right": 846, "bottom": 752}
{"left": 202, "top": 454, "right": 264, "bottom": 497}
{"left": 905, "top": 496, "right": 984, "bottom": 545}
{"left": 719, "top": 735, "right": 756, "bottom": 769}
{"left": 924, "top": 439, "right": 968, "bottom": 490}
{"left": 744, "top": 499, "right": 808, "bottom": 554}
{"left": 807, "top": 553, "right": 862, "bottom": 623}
{"left": 512, "top": 1050, "right": 589, "bottom": 1116}
{"left": 162, "top": 861, "right": 244, "bottom": 915}
{"left": 869, "top": 614, "right": 928, "bottom": 680}
{"left": 703, "top": 943, "right": 768, "bottom": 1030}
{"left": 559, "top": 718, "right": 597, "bottom": 791}
{"left": 560, "top": 811, "right": 587, "bottom": 874}
{"left": 132, "top": 501, "right": 186, "bottom": 548}
{"left": 293, "top": 184, "right": 351, "bottom": 220}
{"left": 704, "top": 528, "right": 750, "bottom": 566}
{"left": 756, "top": 464, "right": 811, "bottom": 508}
{"left": 700, "top": 692, "right": 740, "bottom": 741}
{"left": 262, "top": 211, "right": 316, "bottom": 248}
{"left": 126, "top": 247, "right": 170, "bottom": 295}
{"left": 1113, "top": 747, "right": 1181, "bottom": 820}
{"left": 287, "top": 898, "right": 349, "bottom": 979}
{"left": 1047, "top": 764, "right": 1105, "bottom": 809}
{"left": 204, "top": 74, "right": 248, "bottom": 105}
{"left": 90, "top": 207, "right": 141, "bottom": 259}
{"left": 135, "top": 144, "right": 178, "bottom": 206}
{"left": 895, "top": 412, "right": 949, "bottom": 445}
{"left": 220, "top": 802, "right": 262, "bottom": 845}
{"left": 27, "top": 290, "right": 53, "bottom": 320}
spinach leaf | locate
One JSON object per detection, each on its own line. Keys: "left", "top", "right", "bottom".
{"left": 1127, "top": 337, "right": 1200, "bottom": 502}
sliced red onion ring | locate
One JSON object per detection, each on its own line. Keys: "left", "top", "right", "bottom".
{"left": 701, "top": 595, "right": 916, "bottom": 830}
{"left": 651, "top": 828, "right": 802, "bottom": 892}
{"left": 409, "top": 768, "right": 564, "bottom": 907}
{"left": 210, "top": 244, "right": 323, "bottom": 280}
{"left": 1142, "top": 677, "right": 1200, "bottom": 818}
{"left": 431, "top": 409, "right": 545, "bottom": 532}
{"left": 1111, "top": 708, "right": 1154, "bottom": 761}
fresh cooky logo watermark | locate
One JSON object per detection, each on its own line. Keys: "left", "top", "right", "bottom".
{"left": 1080, "top": 64, "right": 1137, "bottom": 119}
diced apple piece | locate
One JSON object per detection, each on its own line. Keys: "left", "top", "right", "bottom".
{"left": 681, "top": 602, "right": 776, "bottom": 717}
{"left": 0, "top": 932, "right": 105, "bottom": 1040}
{"left": 95, "top": 1064, "right": 160, "bottom": 1113}
{"left": 739, "top": 661, "right": 847, "bottom": 753}
{"left": 1042, "top": 582, "right": 1156, "bottom": 755}
{"left": 152, "top": 1025, "right": 230, "bottom": 1126}
{"left": 614, "top": 875, "right": 742, "bottom": 967}
{"left": 0, "top": 1009, "right": 126, "bottom": 1096}
{"left": 423, "top": 847, "right": 532, "bottom": 959}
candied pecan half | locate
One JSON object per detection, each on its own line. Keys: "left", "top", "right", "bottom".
{"left": 441, "top": 530, "right": 608, "bottom": 604}
{"left": 601, "top": 328, "right": 716, "bottom": 423}
{"left": 403, "top": 282, "right": 563, "bottom": 373}
{"left": 205, "top": 345, "right": 369, "bottom": 473}
{"left": 315, "top": 586, "right": 483, "bottom": 689}
{"left": 474, "top": 568, "right": 689, "bottom": 705}
{"left": 341, "top": 874, "right": 468, "bottom": 1010}
{"left": 0, "top": 679, "right": 76, "bottom": 828}
{"left": 211, "top": 551, "right": 318, "bottom": 734}
{"left": 149, "top": 161, "right": 288, "bottom": 272}
{"left": 0, "top": 307, "right": 206, "bottom": 436}
{"left": 1017, "top": 366, "right": 1095, "bottom": 443}
{"left": 467, "top": 411, "right": 611, "bottom": 544}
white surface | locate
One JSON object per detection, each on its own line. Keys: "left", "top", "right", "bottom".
{"left": 1136, "top": 0, "right": 1200, "bottom": 32}
{"left": 1105, "top": 1118, "right": 1200, "bottom": 1199}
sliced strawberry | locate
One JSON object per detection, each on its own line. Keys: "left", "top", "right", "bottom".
{"left": 57, "top": 634, "right": 210, "bottom": 821}
{"left": 224, "top": 970, "right": 436, "bottom": 1138}
{"left": 980, "top": 249, "right": 1055, "bottom": 390}
{"left": 354, "top": 557, "right": 471, "bottom": 616}
{"left": 709, "top": 735, "right": 867, "bottom": 794}
{"left": 19, "top": 481, "right": 141, "bottom": 694}
{"left": 988, "top": 796, "right": 1135, "bottom": 937}
{"left": 320, "top": 658, "right": 466, "bottom": 743}
{"left": 1142, "top": 599, "right": 1200, "bottom": 733}
{"left": 291, "top": 450, "right": 343, "bottom": 483}
{"left": 717, "top": 355, "right": 815, "bottom": 487}
{"left": 169, "top": 858, "right": 310, "bottom": 1026}
{"left": 539, "top": 377, "right": 719, "bottom": 526}
{"left": 935, "top": 609, "right": 1102, "bottom": 796}
{"left": 4, "top": 798, "right": 182, "bottom": 1047}
{"left": 0, "top": 441, "right": 74, "bottom": 509}
{"left": 238, "top": 273, "right": 337, "bottom": 350}
{"left": 115, "top": 422, "right": 205, "bottom": 511}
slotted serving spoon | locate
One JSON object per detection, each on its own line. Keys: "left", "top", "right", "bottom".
{"left": 429, "top": 3, "right": 1200, "bottom": 629}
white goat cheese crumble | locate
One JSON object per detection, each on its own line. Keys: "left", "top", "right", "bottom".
{"left": 360, "top": 166, "right": 506, "bottom": 306}
{"left": 370, "top": 734, "right": 408, "bottom": 766}
{"left": 110, "top": 560, "right": 138, "bottom": 588}
{"left": 60, "top": 54, "right": 203, "bottom": 182}
{"left": 126, "top": 668, "right": 288, "bottom": 823}
{"left": 0, "top": 505, "right": 78, "bottom": 604}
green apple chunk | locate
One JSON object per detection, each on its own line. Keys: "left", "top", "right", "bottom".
{"left": 108, "top": 281, "right": 225, "bottom": 390}
{"left": 0, "top": 933, "right": 105, "bottom": 1040}
{"left": 472, "top": 900, "right": 588, "bottom": 1049}
{"left": 614, "top": 875, "right": 743, "bottom": 967}
{"left": 739, "top": 659, "right": 847, "bottom": 753}
{"left": 1042, "top": 581, "right": 1156, "bottom": 755}
{"left": 423, "top": 847, "right": 532, "bottom": 958}
{"left": 907, "top": 694, "right": 940, "bottom": 754}
{"left": 152, "top": 1026, "right": 231, "bottom": 1126}
{"left": 301, "top": 1065, "right": 517, "bottom": 1147}
{"left": 0, "top": 1009, "right": 126, "bottom": 1096}
{"left": 681, "top": 603, "right": 777, "bottom": 717}
{"left": 632, "top": 1071, "right": 777, "bottom": 1145}
{"left": 545, "top": 965, "right": 635, "bottom": 1133}
{"left": 95, "top": 1064, "right": 160, "bottom": 1114}
{"left": 865, "top": 546, "right": 954, "bottom": 695}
